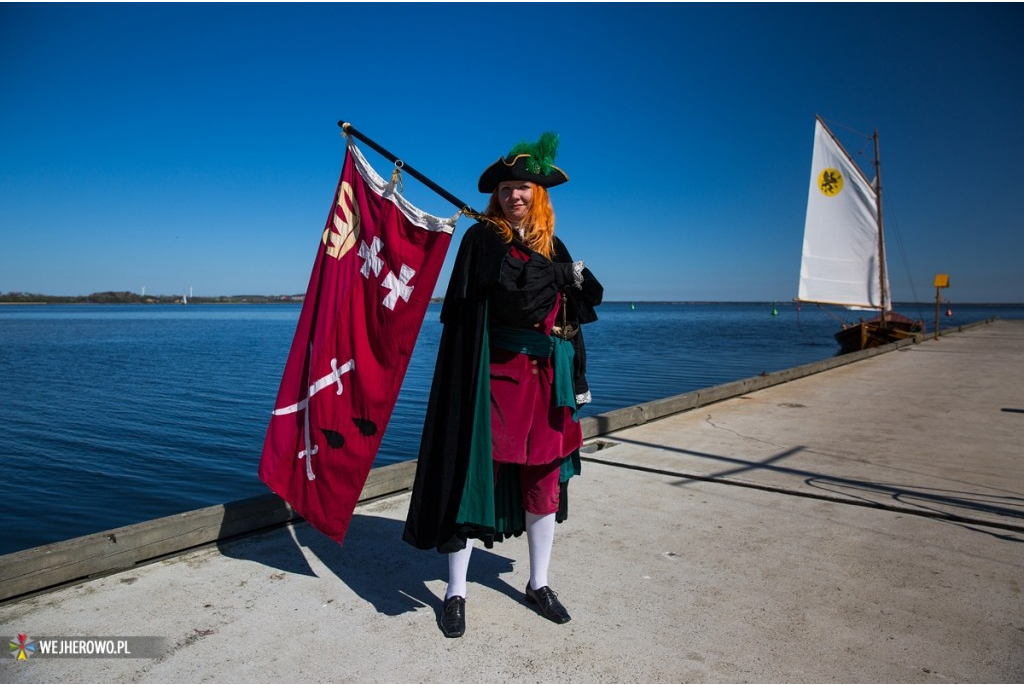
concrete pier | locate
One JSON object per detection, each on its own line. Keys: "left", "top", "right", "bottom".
{"left": 2, "top": 319, "right": 1022, "bottom": 683}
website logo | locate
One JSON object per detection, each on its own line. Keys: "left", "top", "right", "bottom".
{"left": 6, "top": 634, "right": 166, "bottom": 659}
{"left": 10, "top": 634, "right": 36, "bottom": 660}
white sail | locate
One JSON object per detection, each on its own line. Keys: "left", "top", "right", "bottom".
{"left": 798, "top": 118, "right": 890, "bottom": 310}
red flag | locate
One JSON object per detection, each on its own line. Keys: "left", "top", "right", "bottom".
{"left": 259, "top": 139, "right": 454, "bottom": 544}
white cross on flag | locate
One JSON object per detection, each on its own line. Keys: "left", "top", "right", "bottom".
{"left": 259, "top": 138, "right": 455, "bottom": 544}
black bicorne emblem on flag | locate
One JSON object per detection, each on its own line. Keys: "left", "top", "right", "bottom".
{"left": 352, "top": 418, "right": 378, "bottom": 436}
{"left": 320, "top": 428, "right": 346, "bottom": 449}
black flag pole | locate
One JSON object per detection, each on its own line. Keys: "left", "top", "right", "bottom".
{"left": 338, "top": 120, "right": 477, "bottom": 215}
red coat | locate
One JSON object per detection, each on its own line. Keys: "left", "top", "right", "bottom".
{"left": 489, "top": 246, "right": 582, "bottom": 465}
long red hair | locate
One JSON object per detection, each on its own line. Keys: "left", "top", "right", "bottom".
{"left": 483, "top": 183, "right": 556, "bottom": 259}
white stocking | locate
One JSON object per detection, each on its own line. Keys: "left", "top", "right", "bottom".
{"left": 526, "top": 511, "right": 555, "bottom": 590}
{"left": 445, "top": 538, "right": 474, "bottom": 600}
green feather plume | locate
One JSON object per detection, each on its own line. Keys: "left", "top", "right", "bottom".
{"left": 508, "top": 131, "right": 559, "bottom": 175}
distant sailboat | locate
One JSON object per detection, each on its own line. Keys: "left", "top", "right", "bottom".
{"left": 796, "top": 116, "right": 923, "bottom": 354}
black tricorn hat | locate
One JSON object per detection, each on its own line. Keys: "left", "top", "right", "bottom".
{"left": 477, "top": 132, "right": 569, "bottom": 193}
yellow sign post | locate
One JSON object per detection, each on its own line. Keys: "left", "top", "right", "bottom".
{"left": 934, "top": 274, "right": 950, "bottom": 340}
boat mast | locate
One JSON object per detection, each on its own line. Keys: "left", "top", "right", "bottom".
{"left": 873, "top": 129, "right": 888, "bottom": 324}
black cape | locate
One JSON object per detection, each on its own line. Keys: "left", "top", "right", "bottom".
{"left": 402, "top": 222, "right": 602, "bottom": 553}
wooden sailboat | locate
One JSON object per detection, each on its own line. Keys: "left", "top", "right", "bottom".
{"left": 796, "top": 116, "right": 923, "bottom": 354}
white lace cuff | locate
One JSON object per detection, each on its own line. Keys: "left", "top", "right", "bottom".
{"left": 571, "top": 260, "right": 585, "bottom": 289}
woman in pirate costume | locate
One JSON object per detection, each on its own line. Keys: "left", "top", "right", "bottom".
{"left": 403, "top": 133, "right": 603, "bottom": 638}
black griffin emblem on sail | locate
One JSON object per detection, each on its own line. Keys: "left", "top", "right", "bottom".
{"left": 818, "top": 168, "right": 843, "bottom": 196}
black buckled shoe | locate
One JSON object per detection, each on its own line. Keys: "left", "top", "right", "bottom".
{"left": 525, "top": 584, "right": 571, "bottom": 624}
{"left": 440, "top": 595, "right": 465, "bottom": 638}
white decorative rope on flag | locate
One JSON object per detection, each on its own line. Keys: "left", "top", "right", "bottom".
{"left": 346, "top": 137, "right": 459, "bottom": 234}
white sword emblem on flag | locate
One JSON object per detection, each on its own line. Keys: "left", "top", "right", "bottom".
{"left": 272, "top": 352, "right": 355, "bottom": 480}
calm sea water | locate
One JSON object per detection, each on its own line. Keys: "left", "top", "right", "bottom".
{"left": 2, "top": 301, "right": 1020, "bottom": 555}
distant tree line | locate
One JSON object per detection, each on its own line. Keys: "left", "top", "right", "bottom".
{"left": 0, "top": 291, "right": 305, "bottom": 304}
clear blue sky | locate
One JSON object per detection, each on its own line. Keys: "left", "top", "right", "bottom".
{"left": 2, "top": 3, "right": 1022, "bottom": 302}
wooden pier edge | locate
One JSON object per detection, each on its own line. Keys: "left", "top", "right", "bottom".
{"left": 581, "top": 317, "right": 996, "bottom": 437}
{"left": 0, "top": 461, "right": 418, "bottom": 604}
{"left": 0, "top": 317, "right": 997, "bottom": 603}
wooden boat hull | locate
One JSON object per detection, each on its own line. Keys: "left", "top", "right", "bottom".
{"left": 834, "top": 314, "right": 924, "bottom": 354}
